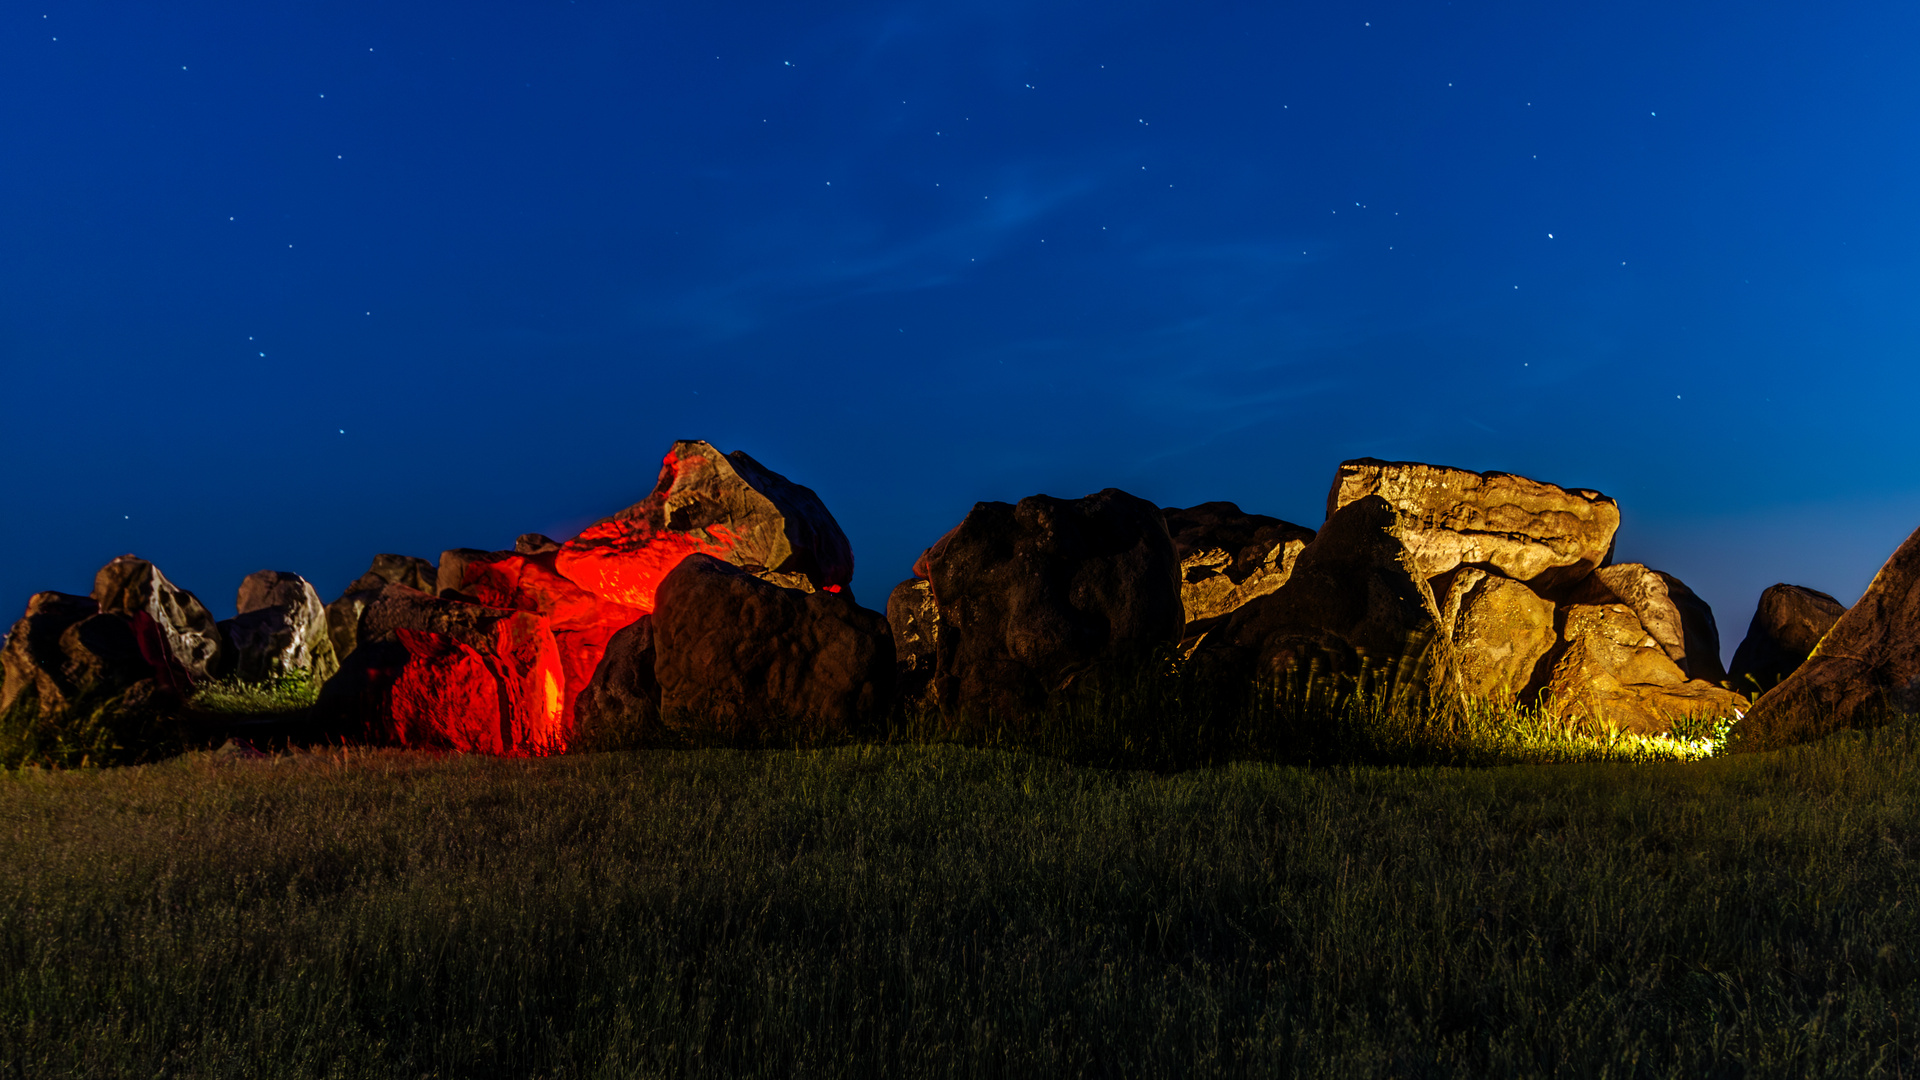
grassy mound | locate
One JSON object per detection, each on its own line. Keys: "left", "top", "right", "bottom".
{"left": 0, "top": 725, "right": 1914, "bottom": 1077}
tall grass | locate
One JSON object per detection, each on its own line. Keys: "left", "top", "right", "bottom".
{"left": 2, "top": 723, "right": 1915, "bottom": 1078}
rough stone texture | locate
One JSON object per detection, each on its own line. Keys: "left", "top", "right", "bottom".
{"left": 572, "top": 615, "right": 659, "bottom": 750}
{"left": 886, "top": 578, "right": 940, "bottom": 704}
{"left": 1545, "top": 602, "right": 1745, "bottom": 734}
{"left": 515, "top": 533, "right": 561, "bottom": 555}
{"left": 555, "top": 440, "right": 855, "bottom": 611}
{"left": 1441, "top": 569, "right": 1558, "bottom": 702}
{"left": 1728, "top": 584, "right": 1846, "bottom": 693}
{"left": 1578, "top": 564, "right": 1727, "bottom": 684}
{"left": 317, "top": 584, "right": 565, "bottom": 755}
{"left": 1200, "top": 495, "right": 1436, "bottom": 685}
{"left": 91, "top": 555, "right": 226, "bottom": 688}
{"left": 1, "top": 592, "right": 149, "bottom": 717}
{"left": 647, "top": 555, "right": 894, "bottom": 743}
{"left": 1735, "top": 525, "right": 1920, "bottom": 750}
{"left": 1161, "top": 502, "right": 1315, "bottom": 624}
{"left": 920, "top": 488, "right": 1184, "bottom": 722}
{"left": 1328, "top": 458, "right": 1619, "bottom": 593}
{"left": 222, "top": 571, "right": 338, "bottom": 685}
{"left": 326, "top": 554, "right": 436, "bottom": 662}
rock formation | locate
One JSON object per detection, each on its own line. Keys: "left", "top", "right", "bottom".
{"left": 1734, "top": 526, "right": 1920, "bottom": 750}
{"left": 1543, "top": 601, "right": 1745, "bottom": 735}
{"left": 1161, "top": 502, "right": 1315, "bottom": 628}
{"left": 917, "top": 488, "right": 1183, "bottom": 722}
{"left": 325, "top": 554, "right": 436, "bottom": 662}
{"left": 578, "top": 555, "right": 894, "bottom": 746}
{"left": 1442, "top": 570, "right": 1558, "bottom": 701}
{"left": 90, "top": 555, "right": 226, "bottom": 689}
{"left": 1575, "top": 564, "right": 1726, "bottom": 684}
{"left": 1, "top": 592, "right": 150, "bottom": 717}
{"left": 222, "top": 571, "right": 337, "bottom": 684}
{"left": 572, "top": 616, "right": 658, "bottom": 749}
{"left": 1728, "top": 584, "right": 1846, "bottom": 693}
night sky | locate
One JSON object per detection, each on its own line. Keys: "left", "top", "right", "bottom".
{"left": 8, "top": 2, "right": 1920, "bottom": 665}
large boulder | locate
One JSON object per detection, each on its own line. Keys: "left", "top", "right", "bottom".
{"left": 1728, "top": 584, "right": 1846, "bottom": 693}
{"left": 317, "top": 584, "right": 565, "bottom": 755}
{"left": 1544, "top": 602, "right": 1745, "bottom": 735}
{"left": 325, "top": 554, "right": 436, "bottom": 662}
{"left": 1735, "top": 525, "right": 1920, "bottom": 750}
{"left": 918, "top": 488, "right": 1183, "bottom": 722}
{"left": 572, "top": 616, "right": 659, "bottom": 750}
{"left": 1329, "top": 459, "right": 1619, "bottom": 594}
{"left": 1, "top": 592, "right": 150, "bottom": 717}
{"left": 1161, "top": 502, "right": 1315, "bottom": 626}
{"left": 554, "top": 439, "right": 854, "bottom": 610}
{"left": 222, "top": 571, "right": 338, "bottom": 685}
{"left": 91, "top": 555, "right": 226, "bottom": 689}
{"left": 1575, "top": 564, "right": 1727, "bottom": 684}
{"left": 1440, "top": 569, "right": 1558, "bottom": 701}
{"left": 586, "top": 555, "right": 893, "bottom": 745}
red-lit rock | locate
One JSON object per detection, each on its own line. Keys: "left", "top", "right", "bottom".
{"left": 318, "top": 584, "right": 566, "bottom": 755}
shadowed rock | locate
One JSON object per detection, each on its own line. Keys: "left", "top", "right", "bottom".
{"left": 222, "top": 571, "right": 337, "bottom": 685}
{"left": 886, "top": 578, "right": 940, "bottom": 704}
{"left": 573, "top": 616, "right": 659, "bottom": 750}
{"left": 1, "top": 592, "right": 150, "bottom": 717}
{"left": 91, "top": 555, "right": 226, "bottom": 689}
{"left": 325, "top": 554, "right": 437, "bottom": 662}
{"left": 918, "top": 488, "right": 1183, "bottom": 723}
{"left": 1735, "top": 525, "right": 1920, "bottom": 750}
{"left": 1161, "top": 502, "right": 1315, "bottom": 626}
{"left": 1728, "top": 584, "right": 1846, "bottom": 694}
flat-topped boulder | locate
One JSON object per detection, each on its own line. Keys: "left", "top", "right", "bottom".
{"left": 918, "top": 488, "right": 1183, "bottom": 722}
{"left": 1162, "top": 502, "right": 1315, "bottom": 626}
{"left": 1735, "top": 525, "right": 1920, "bottom": 750}
{"left": 1329, "top": 459, "right": 1619, "bottom": 593}
{"left": 1728, "top": 584, "right": 1846, "bottom": 693}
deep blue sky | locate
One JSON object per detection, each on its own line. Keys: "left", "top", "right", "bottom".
{"left": 7, "top": 1, "right": 1920, "bottom": 662}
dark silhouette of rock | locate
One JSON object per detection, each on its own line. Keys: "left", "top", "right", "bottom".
{"left": 1329, "top": 458, "right": 1619, "bottom": 594}
{"left": 573, "top": 616, "right": 658, "bottom": 750}
{"left": 221, "top": 571, "right": 337, "bottom": 684}
{"left": 318, "top": 584, "right": 565, "bottom": 755}
{"left": 554, "top": 439, "right": 854, "bottom": 609}
{"left": 325, "top": 554, "right": 436, "bottom": 662}
{"left": 1728, "top": 584, "right": 1846, "bottom": 693}
{"left": 91, "top": 555, "right": 226, "bottom": 688}
{"left": 1, "top": 592, "right": 149, "bottom": 717}
{"left": 918, "top": 488, "right": 1182, "bottom": 722}
{"left": 1575, "top": 564, "right": 1727, "bottom": 684}
{"left": 1161, "top": 502, "right": 1315, "bottom": 625}
{"left": 515, "top": 533, "right": 561, "bottom": 554}
{"left": 1544, "top": 602, "right": 1745, "bottom": 735}
{"left": 1734, "top": 527, "right": 1920, "bottom": 749}
{"left": 640, "top": 555, "right": 893, "bottom": 744}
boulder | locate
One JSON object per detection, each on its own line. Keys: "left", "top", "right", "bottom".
{"left": 886, "top": 578, "right": 941, "bottom": 704}
{"left": 1577, "top": 564, "right": 1727, "bottom": 684}
{"left": 1544, "top": 602, "right": 1745, "bottom": 735}
{"left": 317, "top": 584, "right": 565, "bottom": 755}
{"left": 1329, "top": 459, "right": 1619, "bottom": 594}
{"left": 221, "top": 571, "right": 338, "bottom": 685}
{"left": 554, "top": 440, "right": 854, "bottom": 610}
{"left": 1735, "top": 525, "right": 1920, "bottom": 750}
{"left": 1161, "top": 502, "right": 1315, "bottom": 625}
{"left": 1, "top": 592, "right": 149, "bottom": 717}
{"left": 572, "top": 616, "right": 659, "bottom": 750}
{"left": 918, "top": 488, "right": 1183, "bottom": 722}
{"left": 1728, "top": 584, "right": 1846, "bottom": 693}
{"left": 643, "top": 555, "right": 894, "bottom": 744}
{"left": 91, "top": 555, "right": 226, "bottom": 688}
{"left": 1441, "top": 569, "right": 1558, "bottom": 701}
{"left": 325, "top": 554, "right": 436, "bottom": 661}
{"left": 515, "top": 533, "right": 561, "bottom": 555}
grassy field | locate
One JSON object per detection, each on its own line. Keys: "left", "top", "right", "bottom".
{"left": 2, "top": 722, "right": 1916, "bottom": 1078}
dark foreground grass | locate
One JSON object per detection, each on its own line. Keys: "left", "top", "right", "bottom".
{"left": 2, "top": 728, "right": 1917, "bottom": 1079}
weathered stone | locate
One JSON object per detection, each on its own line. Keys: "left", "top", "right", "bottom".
{"left": 1735, "top": 525, "right": 1920, "bottom": 750}
{"left": 646, "top": 555, "right": 894, "bottom": 743}
{"left": 1328, "top": 459, "right": 1619, "bottom": 593}
{"left": 325, "top": 554, "right": 436, "bottom": 662}
{"left": 317, "top": 584, "right": 565, "bottom": 755}
{"left": 572, "top": 615, "right": 659, "bottom": 750}
{"left": 554, "top": 440, "right": 854, "bottom": 611}
{"left": 885, "top": 578, "right": 940, "bottom": 705}
{"left": 1728, "top": 584, "right": 1846, "bottom": 693}
{"left": 91, "top": 555, "right": 226, "bottom": 688}
{"left": 515, "top": 533, "right": 561, "bottom": 555}
{"left": 1545, "top": 602, "right": 1744, "bottom": 734}
{"left": 222, "top": 571, "right": 337, "bottom": 684}
{"left": 1578, "top": 564, "right": 1727, "bottom": 684}
{"left": 1, "top": 592, "right": 148, "bottom": 717}
{"left": 1440, "top": 569, "right": 1557, "bottom": 701}
{"left": 1161, "top": 502, "right": 1315, "bottom": 624}
{"left": 919, "top": 488, "right": 1183, "bottom": 722}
